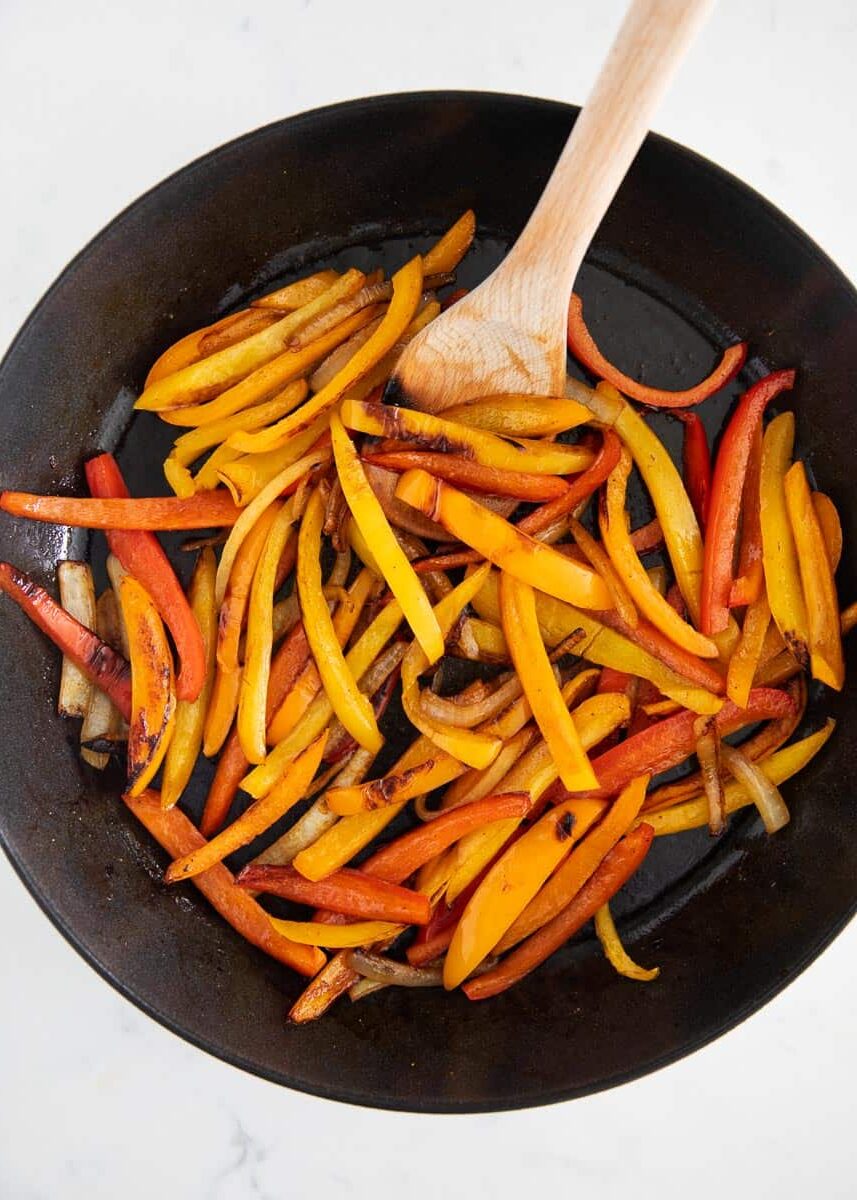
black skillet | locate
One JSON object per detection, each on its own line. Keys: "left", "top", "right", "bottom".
{"left": 0, "top": 93, "right": 854, "bottom": 1113}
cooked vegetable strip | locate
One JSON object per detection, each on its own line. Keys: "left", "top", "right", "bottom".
{"left": 118, "top": 575, "right": 176, "bottom": 796}
{"left": 702, "top": 371, "right": 794, "bottom": 634}
{"left": 251, "top": 270, "right": 340, "bottom": 311}
{"left": 217, "top": 502, "right": 282, "bottom": 671}
{"left": 600, "top": 450, "right": 717, "bottom": 657}
{"left": 729, "top": 426, "right": 764, "bottom": 606}
{"left": 80, "top": 589, "right": 125, "bottom": 769}
{"left": 499, "top": 572, "right": 597, "bottom": 791}
{"left": 235, "top": 864, "right": 431, "bottom": 924}
{"left": 678, "top": 412, "right": 711, "bottom": 529}
{"left": 363, "top": 450, "right": 570, "bottom": 501}
{"left": 443, "top": 393, "right": 591, "bottom": 438}
{"left": 325, "top": 757, "right": 452, "bottom": 817}
{"left": 217, "top": 418, "right": 330, "bottom": 507}
{"left": 202, "top": 658, "right": 241, "bottom": 757}
{"left": 238, "top": 504, "right": 296, "bottom": 762}
{"left": 56, "top": 562, "right": 97, "bottom": 717}
{"left": 784, "top": 461, "right": 844, "bottom": 690}
{"left": 161, "top": 550, "right": 217, "bottom": 808}
{"left": 165, "top": 733, "right": 326, "bottom": 882}
{"left": 567, "top": 516, "right": 637, "bottom": 629}
{"left": 464, "top": 824, "right": 655, "bottom": 1000}
{"left": 269, "top": 919, "right": 402, "bottom": 948}
{"left": 726, "top": 591, "right": 771, "bottom": 709}
{"left": 0, "top": 488, "right": 241, "bottom": 529}
{"left": 343, "top": 399, "right": 595, "bottom": 477}
{"left": 595, "top": 903, "right": 659, "bottom": 981}
{"left": 694, "top": 716, "right": 725, "bottom": 835}
{"left": 124, "top": 790, "right": 324, "bottom": 976}
{"left": 720, "top": 742, "right": 790, "bottom": 834}
{"left": 760, "top": 413, "right": 810, "bottom": 666}
{"left": 422, "top": 210, "right": 476, "bottom": 275}
{"left": 813, "top": 492, "right": 842, "bottom": 572}
{"left": 567, "top": 294, "right": 747, "bottom": 408}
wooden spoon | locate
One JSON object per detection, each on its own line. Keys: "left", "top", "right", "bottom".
{"left": 391, "top": 0, "right": 714, "bottom": 413}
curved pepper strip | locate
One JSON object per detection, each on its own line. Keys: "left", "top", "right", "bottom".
{"left": 760, "top": 412, "right": 810, "bottom": 666}
{"left": 362, "top": 450, "right": 571, "bottom": 501}
{"left": 728, "top": 426, "right": 764, "bottom": 606}
{"left": 443, "top": 394, "right": 591, "bottom": 438}
{"left": 217, "top": 502, "right": 283, "bottom": 672}
{"left": 421, "top": 210, "right": 476, "bottom": 275}
{"left": 677, "top": 412, "right": 711, "bottom": 529}
{"left": 701, "top": 370, "right": 795, "bottom": 634}
{"left": 595, "top": 902, "right": 660, "bottom": 980}
{"left": 0, "top": 488, "right": 242, "bottom": 529}
{"left": 118, "top": 574, "right": 176, "bottom": 797}
{"left": 726, "top": 591, "right": 771, "bottom": 709}
{"left": 567, "top": 294, "right": 747, "bottom": 409}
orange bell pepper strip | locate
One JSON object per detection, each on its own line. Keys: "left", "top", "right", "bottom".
{"left": 567, "top": 294, "right": 747, "bottom": 408}
{"left": 217, "top": 502, "right": 282, "bottom": 672}
{"left": 567, "top": 516, "right": 638, "bottom": 629}
{"left": 118, "top": 574, "right": 176, "bottom": 797}
{"left": 600, "top": 450, "right": 718, "bottom": 657}
{"left": 463, "top": 823, "right": 655, "bottom": 1000}
{"left": 202, "top": 658, "right": 241, "bottom": 758}
{"left": 701, "top": 370, "right": 795, "bottom": 634}
{"left": 760, "top": 412, "right": 810, "bottom": 666}
{"left": 325, "top": 757, "right": 448, "bottom": 817}
{"left": 165, "top": 732, "right": 327, "bottom": 883}
{"left": 0, "top": 561, "right": 132, "bottom": 718}
{"left": 342, "top": 398, "right": 595, "bottom": 477}
{"left": 235, "top": 864, "right": 431, "bottom": 925}
{"left": 677, "top": 412, "right": 711, "bottom": 529}
{"left": 361, "top": 450, "right": 571, "bottom": 502}
{"left": 496, "top": 774, "right": 650, "bottom": 952}
{"left": 784, "top": 461, "right": 844, "bottom": 689}
{"left": 443, "top": 393, "right": 591, "bottom": 438}
{"left": 124, "top": 789, "right": 324, "bottom": 976}
{"left": 422, "top": 210, "right": 476, "bottom": 275}
{"left": 516, "top": 430, "right": 622, "bottom": 537}
{"left": 0, "top": 487, "right": 241, "bottom": 530}
{"left": 160, "top": 549, "right": 217, "bottom": 809}
{"left": 84, "top": 453, "right": 206, "bottom": 702}
{"left": 330, "top": 411, "right": 443, "bottom": 663}
{"left": 726, "top": 591, "right": 772, "bottom": 709}
{"left": 499, "top": 572, "right": 598, "bottom": 791}
{"left": 395, "top": 470, "right": 612, "bottom": 611}
{"left": 250, "top": 269, "right": 341, "bottom": 312}
{"left": 729, "top": 426, "right": 764, "bottom": 606}
{"left": 813, "top": 492, "right": 842, "bottom": 571}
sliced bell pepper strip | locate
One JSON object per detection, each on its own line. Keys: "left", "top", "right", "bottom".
{"left": 235, "top": 864, "right": 431, "bottom": 925}
{"left": 125, "top": 789, "right": 325, "bottom": 976}
{"left": 84, "top": 453, "right": 205, "bottom": 702}
{"left": 497, "top": 774, "right": 650, "bottom": 952}
{"left": 760, "top": 412, "right": 810, "bottom": 665}
{"left": 160, "top": 549, "right": 217, "bottom": 809}
{"left": 595, "top": 901, "right": 659, "bottom": 981}
{"left": 237, "top": 503, "right": 296, "bottom": 762}
{"left": 217, "top": 502, "right": 283, "bottom": 672}
{"left": 326, "top": 757, "right": 451, "bottom": 817}
{"left": 813, "top": 492, "right": 842, "bottom": 572}
{"left": 118, "top": 574, "right": 176, "bottom": 796}
{"left": 331, "top": 412, "right": 443, "bottom": 663}
{"left": 726, "top": 591, "right": 771, "bottom": 709}
{"left": 567, "top": 294, "right": 747, "bottom": 409}
{"left": 361, "top": 450, "right": 570, "bottom": 502}
{"left": 701, "top": 370, "right": 795, "bottom": 635}
{"left": 395, "top": 470, "right": 612, "bottom": 611}
{"left": 463, "top": 823, "right": 654, "bottom": 1000}
{"left": 443, "top": 393, "right": 591, "bottom": 438}
{"left": 136, "top": 270, "right": 366, "bottom": 412}
{"left": 677, "top": 411, "right": 711, "bottom": 529}
{"left": 729, "top": 425, "right": 764, "bottom": 606}
{"left": 0, "top": 488, "right": 241, "bottom": 529}
{"left": 440, "top": 728, "right": 535, "bottom": 811}
{"left": 646, "top": 720, "right": 835, "bottom": 836}
{"left": 601, "top": 449, "right": 718, "bottom": 657}
{"left": 202, "top": 659, "right": 241, "bottom": 758}
{"left": 499, "top": 571, "right": 597, "bottom": 791}
{"left": 0, "top": 561, "right": 132, "bottom": 718}
{"left": 269, "top": 918, "right": 402, "bottom": 948}
{"left": 516, "top": 430, "right": 622, "bottom": 537}
{"left": 422, "top": 210, "right": 476, "bottom": 275}
{"left": 784, "top": 460, "right": 844, "bottom": 689}
{"left": 216, "top": 419, "right": 331, "bottom": 508}
{"left": 165, "top": 733, "right": 326, "bottom": 883}
{"left": 567, "top": 516, "right": 638, "bottom": 629}
{"left": 251, "top": 270, "right": 341, "bottom": 312}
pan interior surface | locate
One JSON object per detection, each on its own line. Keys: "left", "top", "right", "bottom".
{"left": 0, "top": 93, "right": 854, "bottom": 1112}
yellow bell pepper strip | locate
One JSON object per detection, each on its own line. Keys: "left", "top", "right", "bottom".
{"left": 812, "top": 492, "right": 842, "bottom": 572}
{"left": 444, "top": 792, "right": 610, "bottom": 987}
{"left": 395, "top": 470, "right": 612, "bottom": 611}
{"left": 165, "top": 733, "right": 327, "bottom": 883}
{"left": 298, "top": 489, "right": 382, "bottom": 754}
{"left": 499, "top": 572, "right": 598, "bottom": 791}
{"left": 421, "top": 210, "right": 476, "bottom": 275}
{"left": 567, "top": 516, "right": 638, "bottom": 630}
{"left": 342, "top": 398, "right": 596, "bottom": 477}
{"left": 496, "top": 774, "right": 650, "bottom": 953}
{"left": 216, "top": 415, "right": 329, "bottom": 507}
{"left": 268, "top": 918, "right": 402, "bottom": 948}
{"left": 472, "top": 570, "right": 723, "bottom": 714}
{"left": 330, "top": 411, "right": 443, "bottom": 663}
{"left": 726, "top": 592, "right": 772, "bottom": 709}
{"left": 784, "top": 460, "right": 844, "bottom": 689}
{"left": 594, "top": 901, "right": 660, "bottom": 981}
{"left": 226, "top": 258, "right": 425, "bottom": 454}
{"left": 600, "top": 450, "right": 718, "bottom": 658}
{"left": 217, "top": 501, "right": 283, "bottom": 672}
{"left": 118, "top": 575, "right": 177, "bottom": 797}
{"left": 160, "top": 549, "right": 217, "bottom": 809}
{"left": 136, "top": 270, "right": 366, "bottom": 412}
{"left": 701, "top": 370, "right": 795, "bottom": 634}
{"left": 202, "top": 660, "right": 241, "bottom": 758}
{"left": 237, "top": 504, "right": 297, "bottom": 763}
{"left": 841, "top": 602, "right": 857, "bottom": 635}
{"left": 443, "top": 394, "right": 591, "bottom": 438}
{"left": 566, "top": 294, "right": 747, "bottom": 408}
{"left": 646, "top": 721, "right": 835, "bottom": 837}
{"left": 251, "top": 269, "right": 340, "bottom": 311}
{"left": 125, "top": 790, "right": 325, "bottom": 976}
{"left": 760, "top": 412, "right": 810, "bottom": 667}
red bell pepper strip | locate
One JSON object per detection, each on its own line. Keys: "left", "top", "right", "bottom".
{"left": 463, "top": 823, "right": 655, "bottom": 1000}
{"left": 701, "top": 370, "right": 795, "bottom": 635}
{"left": 234, "top": 864, "right": 432, "bottom": 925}
{"left": 567, "top": 294, "right": 747, "bottom": 409}
{"left": 441, "top": 287, "right": 470, "bottom": 311}
{"left": 729, "top": 425, "right": 764, "bottom": 606}
{"left": 629, "top": 517, "right": 664, "bottom": 555}
{"left": 516, "top": 430, "right": 622, "bottom": 537}
{"left": 0, "top": 489, "right": 240, "bottom": 529}
{"left": 84, "top": 453, "right": 205, "bottom": 702}
{"left": 362, "top": 451, "right": 571, "bottom": 502}
{"left": 595, "top": 606, "right": 726, "bottom": 695}
{"left": 0, "top": 561, "right": 132, "bottom": 719}
{"left": 677, "top": 412, "right": 712, "bottom": 529}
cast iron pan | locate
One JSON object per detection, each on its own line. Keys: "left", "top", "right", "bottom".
{"left": 0, "top": 93, "right": 854, "bottom": 1113}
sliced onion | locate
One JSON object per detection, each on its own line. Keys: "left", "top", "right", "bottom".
{"left": 310, "top": 317, "right": 382, "bottom": 391}
{"left": 291, "top": 281, "right": 391, "bottom": 350}
{"left": 720, "top": 743, "right": 791, "bottom": 834}
{"left": 345, "top": 951, "right": 499, "bottom": 991}
{"left": 694, "top": 716, "right": 725, "bottom": 836}
{"left": 419, "top": 671, "right": 523, "bottom": 729}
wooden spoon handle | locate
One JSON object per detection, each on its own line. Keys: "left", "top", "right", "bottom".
{"left": 508, "top": 0, "right": 714, "bottom": 292}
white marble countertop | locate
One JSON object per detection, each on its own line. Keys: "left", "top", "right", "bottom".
{"left": 1, "top": 1, "right": 855, "bottom": 1196}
